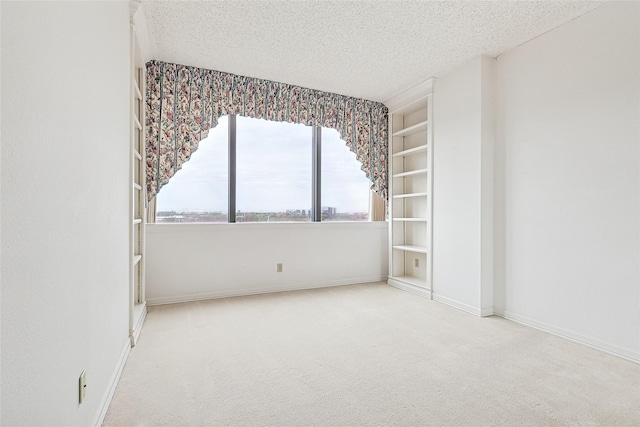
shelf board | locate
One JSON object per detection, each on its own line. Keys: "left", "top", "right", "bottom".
{"left": 392, "top": 218, "right": 427, "bottom": 222}
{"left": 133, "top": 79, "right": 143, "bottom": 101}
{"left": 389, "top": 95, "right": 429, "bottom": 115}
{"left": 392, "top": 245, "right": 428, "bottom": 254}
{"left": 392, "top": 168, "right": 428, "bottom": 178}
{"left": 389, "top": 275, "right": 428, "bottom": 289}
{"left": 392, "top": 120, "right": 428, "bottom": 138}
{"left": 393, "top": 192, "right": 428, "bottom": 199}
{"left": 392, "top": 144, "right": 428, "bottom": 158}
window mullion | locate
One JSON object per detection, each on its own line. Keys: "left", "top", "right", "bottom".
{"left": 312, "top": 126, "right": 321, "bottom": 222}
{"left": 228, "top": 114, "right": 237, "bottom": 223}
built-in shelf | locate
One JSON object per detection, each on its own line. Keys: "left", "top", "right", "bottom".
{"left": 388, "top": 92, "right": 433, "bottom": 297}
{"left": 130, "top": 27, "right": 147, "bottom": 340}
{"left": 392, "top": 120, "right": 428, "bottom": 138}
{"left": 393, "top": 192, "right": 428, "bottom": 199}
{"left": 392, "top": 245, "right": 428, "bottom": 254}
{"left": 393, "top": 168, "right": 428, "bottom": 178}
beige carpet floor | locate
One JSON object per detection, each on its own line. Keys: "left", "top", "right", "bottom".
{"left": 104, "top": 282, "right": 640, "bottom": 426}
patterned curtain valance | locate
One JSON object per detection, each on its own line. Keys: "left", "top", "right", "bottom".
{"left": 145, "top": 60, "right": 388, "bottom": 202}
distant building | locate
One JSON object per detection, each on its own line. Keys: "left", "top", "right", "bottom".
{"left": 286, "top": 209, "right": 309, "bottom": 216}
{"left": 321, "top": 206, "right": 337, "bottom": 219}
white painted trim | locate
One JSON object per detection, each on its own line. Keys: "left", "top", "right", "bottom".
{"left": 93, "top": 339, "right": 131, "bottom": 426}
{"left": 128, "top": 0, "right": 140, "bottom": 21}
{"left": 479, "top": 55, "right": 496, "bottom": 313}
{"left": 432, "top": 293, "right": 482, "bottom": 316}
{"left": 480, "top": 306, "right": 494, "bottom": 317}
{"left": 384, "top": 77, "right": 436, "bottom": 111}
{"left": 0, "top": 2, "right": 2, "bottom": 424}
{"left": 429, "top": 293, "right": 494, "bottom": 317}
{"left": 130, "top": 303, "right": 147, "bottom": 346}
{"left": 147, "top": 276, "right": 387, "bottom": 306}
{"left": 388, "top": 278, "right": 432, "bottom": 299}
{"left": 131, "top": 2, "right": 155, "bottom": 61}
{"left": 497, "top": 311, "right": 640, "bottom": 364}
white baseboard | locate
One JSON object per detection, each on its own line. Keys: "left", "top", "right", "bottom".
{"left": 432, "top": 293, "right": 484, "bottom": 316}
{"left": 497, "top": 310, "right": 639, "bottom": 364}
{"left": 387, "top": 278, "right": 432, "bottom": 299}
{"left": 131, "top": 302, "right": 147, "bottom": 346}
{"left": 480, "top": 306, "right": 494, "bottom": 317}
{"left": 94, "top": 339, "right": 131, "bottom": 426}
{"left": 146, "top": 276, "right": 387, "bottom": 306}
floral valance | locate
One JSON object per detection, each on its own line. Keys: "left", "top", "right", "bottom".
{"left": 145, "top": 60, "right": 389, "bottom": 202}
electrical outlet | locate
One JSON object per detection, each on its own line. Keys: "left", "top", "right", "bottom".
{"left": 79, "top": 370, "right": 87, "bottom": 404}
{"left": 414, "top": 258, "right": 419, "bottom": 268}
{"left": 276, "top": 263, "right": 283, "bottom": 273}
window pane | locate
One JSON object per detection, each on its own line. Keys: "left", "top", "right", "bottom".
{"left": 321, "top": 128, "right": 370, "bottom": 221}
{"left": 156, "top": 116, "right": 229, "bottom": 223}
{"left": 236, "top": 116, "right": 311, "bottom": 222}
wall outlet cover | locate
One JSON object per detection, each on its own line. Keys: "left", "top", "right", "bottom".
{"left": 79, "top": 370, "right": 87, "bottom": 404}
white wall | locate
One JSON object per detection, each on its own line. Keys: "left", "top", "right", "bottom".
{"left": 146, "top": 222, "right": 388, "bottom": 305}
{"left": 432, "top": 55, "right": 495, "bottom": 316}
{"left": 1, "top": 2, "right": 131, "bottom": 425}
{"left": 495, "top": 2, "right": 639, "bottom": 361}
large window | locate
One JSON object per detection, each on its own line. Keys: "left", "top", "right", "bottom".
{"left": 156, "top": 115, "right": 370, "bottom": 223}
{"left": 156, "top": 117, "right": 229, "bottom": 222}
{"left": 321, "top": 128, "right": 370, "bottom": 221}
{"left": 236, "top": 116, "right": 312, "bottom": 222}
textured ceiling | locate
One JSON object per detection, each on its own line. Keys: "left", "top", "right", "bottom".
{"left": 141, "top": 0, "right": 603, "bottom": 102}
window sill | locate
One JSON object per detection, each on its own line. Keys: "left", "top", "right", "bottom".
{"left": 147, "top": 221, "right": 387, "bottom": 234}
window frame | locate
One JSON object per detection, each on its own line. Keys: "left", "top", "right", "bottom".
{"left": 158, "top": 114, "right": 371, "bottom": 223}
{"left": 228, "top": 114, "right": 324, "bottom": 222}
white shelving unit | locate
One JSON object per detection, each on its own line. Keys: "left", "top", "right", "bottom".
{"left": 129, "top": 9, "right": 148, "bottom": 346}
{"left": 387, "top": 89, "right": 433, "bottom": 298}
